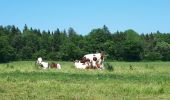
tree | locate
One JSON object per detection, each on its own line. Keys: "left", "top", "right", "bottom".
{"left": 1, "top": 24, "right": 170, "bottom": 61}
{"left": 123, "top": 29, "right": 144, "bottom": 61}
{"left": 156, "top": 41, "right": 170, "bottom": 61}
{"left": 0, "top": 36, "right": 15, "bottom": 62}
{"left": 85, "top": 26, "right": 112, "bottom": 53}
{"left": 52, "top": 28, "right": 62, "bottom": 51}
{"left": 112, "top": 29, "right": 144, "bottom": 61}
{"left": 59, "top": 42, "right": 84, "bottom": 61}
{"left": 68, "top": 27, "right": 82, "bottom": 46}
{"left": 143, "top": 33, "right": 159, "bottom": 61}
{"left": 40, "top": 30, "right": 51, "bottom": 52}
{"left": 11, "top": 35, "right": 24, "bottom": 59}
{"left": 21, "top": 46, "right": 33, "bottom": 60}
{"left": 23, "top": 24, "right": 28, "bottom": 32}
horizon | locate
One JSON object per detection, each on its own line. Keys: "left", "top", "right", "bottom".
{"left": 1, "top": 24, "right": 168, "bottom": 35}
{"left": 0, "top": 0, "right": 170, "bottom": 35}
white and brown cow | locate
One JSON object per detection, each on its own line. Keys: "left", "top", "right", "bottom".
{"left": 36, "top": 57, "right": 61, "bottom": 69}
{"left": 79, "top": 52, "right": 105, "bottom": 69}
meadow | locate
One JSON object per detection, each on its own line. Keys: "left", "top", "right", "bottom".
{"left": 0, "top": 61, "right": 170, "bottom": 100}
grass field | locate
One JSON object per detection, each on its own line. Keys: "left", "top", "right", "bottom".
{"left": 0, "top": 61, "right": 170, "bottom": 100}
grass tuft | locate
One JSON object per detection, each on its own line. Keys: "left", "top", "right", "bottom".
{"left": 129, "top": 65, "right": 133, "bottom": 70}
{"left": 105, "top": 63, "right": 114, "bottom": 71}
{"left": 6, "top": 64, "right": 14, "bottom": 69}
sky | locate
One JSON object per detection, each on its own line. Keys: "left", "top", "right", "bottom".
{"left": 0, "top": 0, "right": 170, "bottom": 35}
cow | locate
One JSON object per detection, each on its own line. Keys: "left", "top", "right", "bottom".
{"left": 74, "top": 52, "right": 105, "bottom": 70}
{"left": 74, "top": 60, "right": 88, "bottom": 69}
{"left": 36, "top": 57, "right": 61, "bottom": 69}
{"left": 82, "top": 52, "right": 105, "bottom": 69}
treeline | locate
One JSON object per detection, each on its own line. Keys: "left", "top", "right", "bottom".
{"left": 0, "top": 25, "right": 170, "bottom": 62}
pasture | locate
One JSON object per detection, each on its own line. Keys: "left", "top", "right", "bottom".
{"left": 0, "top": 61, "right": 170, "bottom": 100}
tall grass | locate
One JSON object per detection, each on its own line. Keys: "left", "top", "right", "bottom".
{"left": 0, "top": 61, "right": 170, "bottom": 100}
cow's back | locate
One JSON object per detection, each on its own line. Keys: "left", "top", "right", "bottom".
{"left": 84, "top": 53, "right": 101, "bottom": 61}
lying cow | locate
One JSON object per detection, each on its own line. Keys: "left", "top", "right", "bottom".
{"left": 36, "top": 57, "right": 61, "bottom": 69}
{"left": 74, "top": 60, "right": 88, "bottom": 69}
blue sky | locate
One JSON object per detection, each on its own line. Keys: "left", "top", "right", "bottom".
{"left": 0, "top": 0, "right": 170, "bottom": 34}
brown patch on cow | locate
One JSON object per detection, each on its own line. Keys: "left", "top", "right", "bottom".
{"left": 100, "top": 56, "right": 104, "bottom": 60}
{"left": 80, "top": 57, "right": 90, "bottom": 64}
{"left": 50, "top": 62, "right": 58, "bottom": 68}
{"left": 86, "top": 58, "right": 90, "bottom": 62}
{"left": 80, "top": 57, "right": 86, "bottom": 63}
{"left": 93, "top": 57, "right": 97, "bottom": 61}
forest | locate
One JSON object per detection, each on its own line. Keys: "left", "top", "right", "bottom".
{"left": 0, "top": 25, "right": 170, "bottom": 62}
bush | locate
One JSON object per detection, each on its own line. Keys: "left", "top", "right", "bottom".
{"left": 105, "top": 63, "right": 114, "bottom": 71}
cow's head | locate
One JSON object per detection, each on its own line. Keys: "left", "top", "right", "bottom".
{"left": 100, "top": 52, "right": 105, "bottom": 61}
{"left": 37, "top": 57, "right": 42, "bottom": 64}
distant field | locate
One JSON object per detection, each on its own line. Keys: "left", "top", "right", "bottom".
{"left": 0, "top": 61, "right": 170, "bottom": 100}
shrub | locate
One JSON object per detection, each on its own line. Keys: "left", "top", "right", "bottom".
{"left": 105, "top": 63, "right": 114, "bottom": 71}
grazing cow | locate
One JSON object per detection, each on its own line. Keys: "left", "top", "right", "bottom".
{"left": 82, "top": 52, "right": 105, "bottom": 69}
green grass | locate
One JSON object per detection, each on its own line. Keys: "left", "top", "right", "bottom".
{"left": 0, "top": 61, "right": 170, "bottom": 100}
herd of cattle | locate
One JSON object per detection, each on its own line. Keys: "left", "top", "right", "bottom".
{"left": 36, "top": 52, "right": 105, "bottom": 70}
